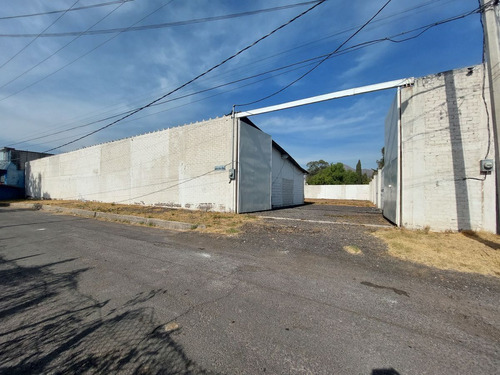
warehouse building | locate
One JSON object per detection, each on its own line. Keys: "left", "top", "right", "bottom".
{"left": 25, "top": 116, "right": 306, "bottom": 213}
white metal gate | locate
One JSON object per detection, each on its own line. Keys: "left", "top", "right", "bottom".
{"left": 237, "top": 121, "right": 272, "bottom": 213}
{"left": 383, "top": 90, "right": 400, "bottom": 225}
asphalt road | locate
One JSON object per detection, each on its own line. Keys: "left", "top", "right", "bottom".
{"left": 0, "top": 207, "right": 499, "bottom": 374}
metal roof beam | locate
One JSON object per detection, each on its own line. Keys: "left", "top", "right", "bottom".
{"left": 234, "top": 78, "right": 414, "bottom": 118}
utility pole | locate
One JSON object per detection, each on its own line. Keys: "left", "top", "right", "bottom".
{"left": 481, "top": 0, "right": 500, "bottom": 233}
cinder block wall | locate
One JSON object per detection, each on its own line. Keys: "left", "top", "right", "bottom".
{"left": 400, "top": 65, "right": 496, "bottom": 232}
{"left": 26, "top": 117, "right": 235, "bottom": 212}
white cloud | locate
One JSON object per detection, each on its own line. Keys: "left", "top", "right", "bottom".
{"left": 0, "top": 0, "right": 483, "bottom": 158}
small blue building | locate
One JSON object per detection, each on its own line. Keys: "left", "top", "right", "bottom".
{"left": 0, "top": 147, "right": 51, "bottom": 200}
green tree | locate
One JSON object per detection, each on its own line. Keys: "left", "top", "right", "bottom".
{"left": 356, "top": 160, "right": 363, "bottom": 184}
{"left": 372, "top": 147, "right": 385, "bottom": 177}
{"left": 306, "top": 160, "right": 329, "bottom": 175}
{"left": 376, "top": 147, "right": 385, "bottom": 170}
{"left": 306, "top": 159, "right": 329, "bottom": 183}
{"left": 307, "top": 163, "right": 360, "bottom": 185}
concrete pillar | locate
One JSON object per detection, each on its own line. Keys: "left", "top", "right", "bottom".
{"left": 482, "top": 0, "right": 500, "bottom": 232}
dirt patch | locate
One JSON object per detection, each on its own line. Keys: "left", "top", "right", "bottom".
{"left": 25, "top": 200, "right": 258, "bottom": 234}
{"left": 305, "top": 199, "right": 375, "bottom": 207}
{"left": 373, "top": 228, "right": 500, "bottom": 277}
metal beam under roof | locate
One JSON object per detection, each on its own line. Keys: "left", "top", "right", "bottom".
{"left": 234, "top": 78, "right": 414, "bottom": 118}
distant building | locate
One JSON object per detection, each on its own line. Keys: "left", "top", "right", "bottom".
{"left": 0, "top": 147, "right": 51, "bottom": 200}
{"left": 25, "top": 117, "right": 306, "bottom": 213}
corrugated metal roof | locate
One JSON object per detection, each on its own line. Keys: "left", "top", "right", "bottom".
{"left": 0, "top": 161, "right": 13, "bottom": 170}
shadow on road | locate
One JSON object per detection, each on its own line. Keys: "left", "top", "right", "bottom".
{"left": 0, "top": 217, "right": 87, "bottom": 229}
{"left": 0, "top": 255, "right": 217, "bottom": 374}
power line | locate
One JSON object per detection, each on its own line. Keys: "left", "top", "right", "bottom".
{"left": 10, "top": 4, "right": 482, "bottom": 149}
{"left": 0, "top": 1, "right": 127, "bottom": 90}
{"left": 8, "top": 59, "right": 322, "bottom": 148}
{"left": 42, "top": 0, "right": 327, "bottom": 153}
{"left": 0, "top": 0, "right": 175, "bottom": 102}
{"left": 0, "top": 0, "right": 80, "bottom": 70}
{"left": 0, "top": 1, "right": 134, "bottom": 20}
{"left": 234, "top": 0, "right": 394, "bottom": 108}
{"left": 218, "top": 0, "right": 453, "bottom": 81}
{"left": 233, "top": 0, "right": 487, "bottom": 109}
{"left": 0, "top": 0, "right": 450, "bottom": 123}
{"left": 9, "top": 3, "right": 482, "bottom": 149}
{"left": 0, "top": 1, "right": 326, "bottom": 38}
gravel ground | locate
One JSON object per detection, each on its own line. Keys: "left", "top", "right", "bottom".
{"left": 254, "top": 203, "right": 393, "bottom": 226}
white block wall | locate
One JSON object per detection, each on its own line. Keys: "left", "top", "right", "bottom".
{"left": 400, "top": 65, "right": 496, "bottom": 232}
{"left": 26, "top": 117, "right": 236, "bottom": 212}
{"left": 271, "top": 147, "right": 305, "bottom": 208}
{"left": 369, "top": 170, "right": 383, "bottom": 208}
{"left": 304, "top": 184, "right": 370, "bottom": 201}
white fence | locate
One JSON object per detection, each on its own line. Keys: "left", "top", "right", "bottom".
{"left": 305, "top": 169, "right": 383, "bottom": 208}
{"left": 369, "top": 170, "right": 383, "bottom": 209}
{"left": 305, "top": 184, "right": 369, "bottom": 200}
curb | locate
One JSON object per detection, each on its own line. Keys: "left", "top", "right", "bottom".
{"left": 7, "top": 202, "right": 201, "bottom": 231}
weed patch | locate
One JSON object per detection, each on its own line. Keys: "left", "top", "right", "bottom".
{"left": 26, "top": 200, "right": 258, "bottom": 234}
{"left": 373, "top": 228, "right": 500, "bottom": 277}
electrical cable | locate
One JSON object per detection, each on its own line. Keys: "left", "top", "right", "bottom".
{"left": 8, "top": 57, "right": 325, "bottom": 147}
{"left": 0, "top": 1, "right": 126, "bottom": 90}
{"left": 478, "top": 0, "right": 492, "bottom": 160}
{"left": 41, "top": 0, "right": 327, "bottom": 153}
{"left": 8, "top": 5, "right": 483, "bottom": 149}
{"left": 46, "top": 0, "right": 452, "bottom": 128}
{"left": 0, "top": 0, "right": 175, "bottom": 102}
{"left": 0, "top": 1, "right": 134, "bottom": 20}
{"left": 116, "top": 163, "right": 232, "bottom": 203}
{"left": 0, "top": 0, "right": 80, "bottom": 70}
{"left": 234, "top": 0, "right": 486, "bottom": 109}
{"left": 0, "top": 0, "right": 454, "bottom": 119}
{"left": 0, "top": 1, "right": 326, "bottom": 38}
{"left": 8, "top": 60, "right": 320, "bottom": 148}
{"left": 205, "top": 0, "right": 453, "bottom": 84}
{"left": 234, "top": 0, "right": 394, "bottom": 109}
{"left": 456, "top": 0, "right": 494, "bottom": 182}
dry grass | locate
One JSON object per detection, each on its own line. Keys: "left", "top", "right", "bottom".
{"left": 305, "top": 199, "right": 375, "bottom": 207}
{"left": 28, "top": 200, "right": 258, "bottom": 234}
{"left": 344, "top": 245, "right": 363, "bottom": 255}
{"left": 373, "top": 228, "right": 500, "bottom": 277}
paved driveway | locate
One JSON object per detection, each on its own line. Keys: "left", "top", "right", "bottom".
{"left": 255, "top": 203, "right": 392, "bottom": 227}
{"left": 1, "top": 207, "right": 499, "bottom": 374}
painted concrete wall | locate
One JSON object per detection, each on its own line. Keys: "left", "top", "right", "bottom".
{"left": 400, "top": 65, "right": 496, "bottom": 232}
{"left": 271, "top": 147, "right": 305, "bottom": 208}
{"left": 369, "top": 170, "right": 383, "bottom": 209}
{"left": 304, "top": 184, "right": 370, "bottom": 201}
{"left": 26, "top": 117, "right": 236, "bottom": 212}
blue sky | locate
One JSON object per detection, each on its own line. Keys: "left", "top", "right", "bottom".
{"left": 0, "top": 0, "right": 484, "bottom": 169}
